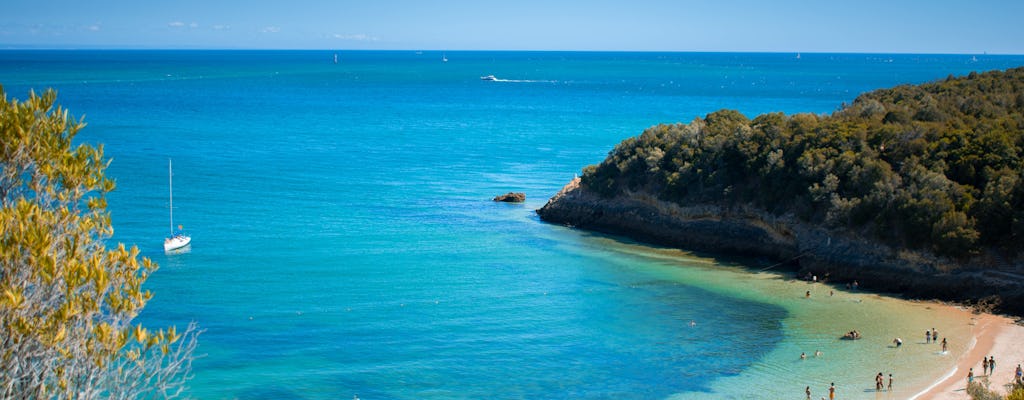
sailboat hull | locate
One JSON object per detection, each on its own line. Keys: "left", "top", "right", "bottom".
{"left": 164, "top": 235, "right": 192, "bottom": 252}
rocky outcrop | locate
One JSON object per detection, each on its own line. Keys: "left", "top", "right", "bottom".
{"left": 537, "top": 178, "right": 1024, "bottom": 317}
{"left": 493, "top": 192, "right": 526, "bottom": 203}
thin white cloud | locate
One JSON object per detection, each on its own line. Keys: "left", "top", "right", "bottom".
{"left": 332, "top": 33, "right": 377, "bottom": 41}
{"left": 262, "top": 26, "right": 281, "bottom": 33}
{"left": 169, "top": 21, "right": 199, "bottom": 29}
{"left": 212, "top": 24, "right": 230, "bottom": 30}
{"left": 86, "top": 24, "right": 101, "bottom": 32}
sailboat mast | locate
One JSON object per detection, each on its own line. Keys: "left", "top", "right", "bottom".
{"left": 169, "top": 159, "right": 174, "bottom": 236}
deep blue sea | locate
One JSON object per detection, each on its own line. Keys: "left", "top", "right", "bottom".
{"left": 2, "top": 51, "right": 1022, "bottom": 399}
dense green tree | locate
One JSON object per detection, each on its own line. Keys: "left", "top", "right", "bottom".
{"left": 1, "top": 88, "right": 199, "bottom": 398}
{"left": 580, "top": 67, "right": 1024, "bottom": 257}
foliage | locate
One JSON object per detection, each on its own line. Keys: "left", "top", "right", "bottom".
{"left": 581, "top": 67, "right": 1024, "bottom": 257}
{"left": 968, "top": 378, "right": 1008, "bottom": 400}
{"left": 0, "top": 87, "right": 199, "bottom": 398}
{"left": 1009, "top": 383, "right": 1024, "bottom": 400}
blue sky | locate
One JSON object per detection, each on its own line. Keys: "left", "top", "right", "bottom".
{"left": 2, "top": 0, "right": 1022, "bottom": 53}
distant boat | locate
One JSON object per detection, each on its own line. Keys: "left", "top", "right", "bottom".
{"left": 334, "top": 53, "right": 339, "bottom": 64}
{"left": 796, "top": 53, "right": 801, "bottom": 60}
{"left": 971, "top": 55, "right": 978, "bottom": 62}
{"left": 163, "top": 159, "right": 191, "bottom": 252}
{"left": 442, "top": 53, "right": 448, "bottom": 63}
{"left": 480, "top": 75, "right": 497, "bottom": 81}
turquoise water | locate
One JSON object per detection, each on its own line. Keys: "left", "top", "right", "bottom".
{"left": 3, "top": 51, "right": 1022, "bottom": 399}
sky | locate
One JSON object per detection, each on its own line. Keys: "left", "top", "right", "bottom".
{"left": 2, "top": 0, "right": 1022, "bottom": 54}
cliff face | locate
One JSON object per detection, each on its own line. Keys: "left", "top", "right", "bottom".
{"left": 537, "top": 178, "right": 1024, "bottom": 317}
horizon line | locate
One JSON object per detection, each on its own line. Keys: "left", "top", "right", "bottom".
{"left": 1, "top": 47, "right": 1021, "bottom": 56}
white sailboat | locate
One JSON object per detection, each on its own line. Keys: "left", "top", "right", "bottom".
{"left": 164, "top": 159, "right": 191, "bottom": 252}
{"left": 442, "top": 52, "right": 448, "bottom": 63}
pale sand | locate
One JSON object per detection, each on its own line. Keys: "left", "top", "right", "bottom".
{"left": 912, "top": 312, "right": 1024, "bottom": 399}
{"left": 599, "top": 239, "right": 1023, "bottom": 399}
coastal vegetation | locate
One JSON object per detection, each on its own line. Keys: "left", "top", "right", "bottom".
{"left": 968, "top": 379, "right": 1024, "bottom": 400}
{"left": 0, "top": 87, "right": 199, "bottom": 398}
{"left": 580, "top": 67, "right": 1024, "bottom": 259}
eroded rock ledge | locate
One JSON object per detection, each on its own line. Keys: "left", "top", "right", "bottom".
{"left": 537, "top": 178, "right": 1024, "bottom": 317}
{"left": 493, "top": 192, "right": 526, "bottom": 203}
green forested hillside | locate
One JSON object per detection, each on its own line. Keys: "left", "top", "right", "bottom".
{"left": 581, "top": 67, "right": 1024, "bottom": 258}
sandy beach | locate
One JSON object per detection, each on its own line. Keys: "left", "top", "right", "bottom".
{"left": 613, "top": 240, "right": 1022, "bottom": 400}
{"left": 914, "top": 312, "right": 1024, "bottom": 399}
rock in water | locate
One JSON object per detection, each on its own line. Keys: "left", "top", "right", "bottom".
{"left": 493, "top": 192, "right": 526, "bottom": 203}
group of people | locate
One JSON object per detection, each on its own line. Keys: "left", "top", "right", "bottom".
{"left": 804, "top": 383, "right": 836, "bottom": 400}
{"left": 967, "top": 356, "right": 1003, "bottom": 385}
{"left": 925, "top": 328, "right": 948, "bottom": 352}
{"left": 875, "top": 372, "right": 893, "bottom": 391}
{"left": 982, "top": 356, "right": 997, "bottom": 376}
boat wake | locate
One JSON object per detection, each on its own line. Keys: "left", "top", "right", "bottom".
{"left": 492, "top": 78, "right": 557, "bottom": 83}
{"left": 481, "top": 76, "right": 557, "bottom": 83}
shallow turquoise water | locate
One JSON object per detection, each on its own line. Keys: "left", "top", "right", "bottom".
{"left": 2, "top": 50, "right": 1020, "bottom": 399}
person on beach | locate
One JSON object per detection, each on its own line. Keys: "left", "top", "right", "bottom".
{"left": 801, "top": 352, "right": 807, "bottom": 360}
{"left": 1015, "top": 364, "right": 1022, "bottom": 383}
{"left": 989, "top": 356, "right": 995, "bottom": 374}
{"left": 806, "top": 290, "right": 811, "bottom": 298}
{"left": 888, "top": 374, "right": 893, "bottom": 391}
{"left": 893, "top": 337, "right": 903, "bottom": 347}
{"left": 876, "top": 372, "right": 884, "bottom": 390}
{"left": 815, "top": 349, "right": 822, "bottom": 357}
{"left": 983, "top": 356, "right": 989, "bottom": 375}
{"left": 932, "top": 328, "right": 938, "bottom": 342}
{"left": 941, "top": 337, "right": 948, "bottom": 352}
{"left": 926, "top": 330, "right": 931, "bottom": 343}
{"left": 968, "top": 367, "right": 974, "bottom": 384}
{"left": 829, "top": 382, "right": 835, "bottom": 399}
{"left": 806, "top": 385, "right": 811, "bottom": 399}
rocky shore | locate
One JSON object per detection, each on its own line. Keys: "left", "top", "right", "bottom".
{"left": 493, "top": 192, "right": 526, "bottom": 203}
{"left": 537, "top": 178, "right": 1024, "bottom": 317}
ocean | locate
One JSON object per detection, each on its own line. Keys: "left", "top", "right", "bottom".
{"left": 2, "top": 50, "right": 1021, "bottom": 399}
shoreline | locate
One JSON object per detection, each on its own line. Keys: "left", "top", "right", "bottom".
{"left": 539, "top": 180, "right": 1024, "bottom": 398}
{"left": 571, "top": 220, "right": 1023, "bottom": 400}
{"left": 915, "top": 313, "right": 1023, "bottom": 399}
{"left": 536, "top": 178, "right": 1024, "bottom": 318}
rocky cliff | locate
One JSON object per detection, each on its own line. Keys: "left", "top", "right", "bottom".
{"left": 537, "top": 178, "right": 1024, "bottom": 317}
